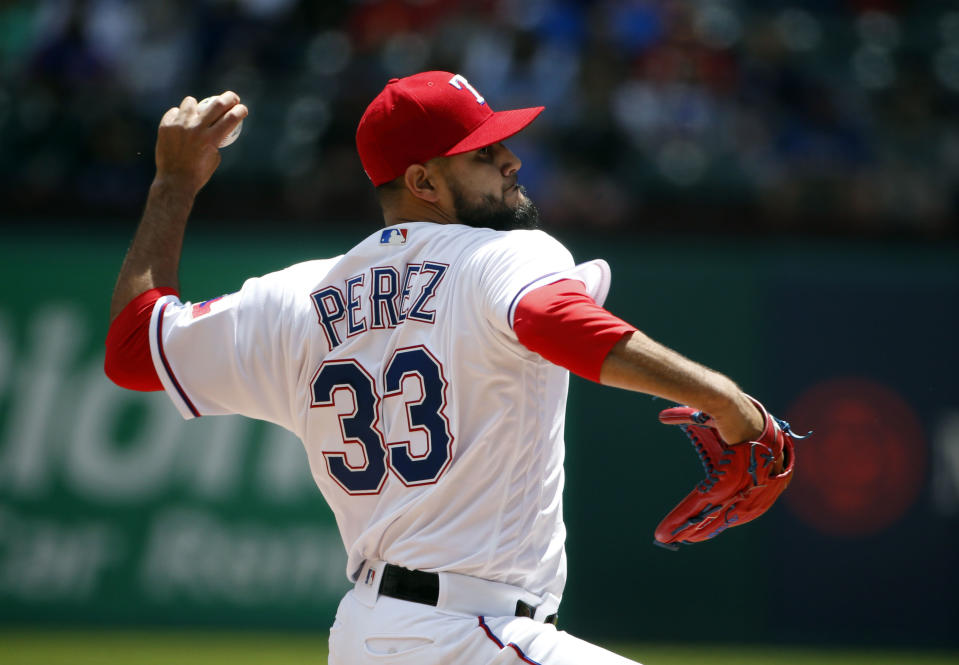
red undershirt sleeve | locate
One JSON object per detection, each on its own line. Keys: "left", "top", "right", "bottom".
{"left": 512, "top": 279, "right": 637, "bottom": 383}
{"left": 104, "top": 287, "right": 179, "bottom": 391}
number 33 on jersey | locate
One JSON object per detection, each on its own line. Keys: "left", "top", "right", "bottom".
{"left": 311, "top": 346, "right": 453, "bottom": 495}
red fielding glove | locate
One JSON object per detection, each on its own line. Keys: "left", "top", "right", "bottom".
{"left": 654, "top": 397, "right": 803, "bottom": 550}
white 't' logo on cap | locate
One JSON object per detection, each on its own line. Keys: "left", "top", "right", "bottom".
{"left": 448, "top": 74, "right": 486, "bottom": 105}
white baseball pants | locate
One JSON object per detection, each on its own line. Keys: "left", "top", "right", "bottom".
{"left": 328, "top": 562, "right": 641, "bottom": 665}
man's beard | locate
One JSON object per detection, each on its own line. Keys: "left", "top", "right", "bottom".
{"left": 449, "top": 182, "right": 540, "bottom": 231}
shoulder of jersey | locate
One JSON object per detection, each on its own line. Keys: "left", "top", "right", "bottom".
{"left": 471, "top": 228, "right": 564, "bottom": 254}
{"left": 267, "top": 257, "right": 346, "bottom": 281}
{"left": 249, "top": 256, "right": 347, "bottom": 304}
{"left": 348, "top": 224, "right": 565, "bottom": 267}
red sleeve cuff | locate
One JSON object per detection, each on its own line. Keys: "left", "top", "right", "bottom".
{"left": 513, "top": 279, "right": 637, "bottom": 382}
{"left": 104, "top": 287, "right": 179, "bottom": 391}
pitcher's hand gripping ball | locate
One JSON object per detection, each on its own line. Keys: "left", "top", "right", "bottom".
{"left": 654, "top": 399, "right": 802, "bottom": 550}
{"left": 198, "top": 96, "right": 243, "bottom": 147}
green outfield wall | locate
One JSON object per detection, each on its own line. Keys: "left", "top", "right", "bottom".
{"left": 0, "top": 228, "right": 956, "bottom": 647}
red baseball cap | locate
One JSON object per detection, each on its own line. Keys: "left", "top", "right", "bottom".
{"left": 356, "top": 71, "right": 544, "bottom": 186}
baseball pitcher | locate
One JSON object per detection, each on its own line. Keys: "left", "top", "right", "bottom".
{"left": 106, "top": 72, "right": 799, "bottom": 664}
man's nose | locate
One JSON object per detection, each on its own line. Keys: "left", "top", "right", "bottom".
{"left": 498, "top": 143, "right": 522, "bottom": 177}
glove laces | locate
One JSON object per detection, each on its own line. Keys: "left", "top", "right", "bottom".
{"left": 775, "top": 416, "right": 812, "bottom": 440}
{"left": 682, "top": 412, "right": 732, "bottom": 493}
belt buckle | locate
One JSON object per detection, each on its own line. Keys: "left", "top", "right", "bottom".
{"left": 514, "top": 600, "right": 558, "bottom": 626}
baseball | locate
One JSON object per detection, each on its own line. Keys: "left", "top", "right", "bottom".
{"left": 198, "top": 96, "right": 243, "bottom": 148}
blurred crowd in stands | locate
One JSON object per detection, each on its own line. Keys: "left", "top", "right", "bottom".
{"left": 1, "top": 0, "right": 957, "bottom": 236}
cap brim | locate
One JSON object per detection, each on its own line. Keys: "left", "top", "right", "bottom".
{"left": 443, "top": 106, "right": 545, "bottom": 156}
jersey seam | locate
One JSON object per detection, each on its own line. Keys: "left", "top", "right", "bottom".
{"left": 503, "top": 359, "right": 551, "bottom": 578}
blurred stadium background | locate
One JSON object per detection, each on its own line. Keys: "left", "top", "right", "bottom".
{"left": 3, "top": 0, "right": 959, "bottom": 234}
{"left": 1, "top": 0, "right": 957, "bottom": 663}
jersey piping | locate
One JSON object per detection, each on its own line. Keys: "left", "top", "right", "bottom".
{"left": 506, "top": 271, "right": 560, "bottom": 329}
{"left": 477, "top": 617, "right": 544, "bottom": 665}
{"left": 149, "top": 295, "right": 201, "bottom": 418}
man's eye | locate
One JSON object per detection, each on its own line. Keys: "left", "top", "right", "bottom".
{"left": 478, "top": 147, "right": 491, "bottom": 157}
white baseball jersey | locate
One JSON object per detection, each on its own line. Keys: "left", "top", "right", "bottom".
{"left": 148, "top": 223, "right": 611, "bottom": 602}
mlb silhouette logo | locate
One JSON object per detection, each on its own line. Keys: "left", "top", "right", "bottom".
{"left": 380, "top": 228, "right": 408, "bottom": 245}
{"left": 365, "top": 568, "right": 376, "bottom": 585}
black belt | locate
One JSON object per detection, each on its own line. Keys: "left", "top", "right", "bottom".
{"left": 378, "top": 564, "right": 558, "bottom": 626}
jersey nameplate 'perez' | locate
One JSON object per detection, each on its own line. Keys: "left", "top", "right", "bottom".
{"left": 312, "top": 251, "right": 449, "bottom": 350}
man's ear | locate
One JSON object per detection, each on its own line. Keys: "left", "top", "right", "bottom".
{"left": 404, "top": 163, "right": 440, "bottom": 203}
